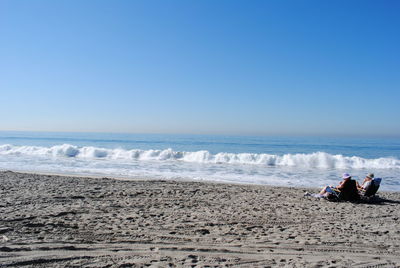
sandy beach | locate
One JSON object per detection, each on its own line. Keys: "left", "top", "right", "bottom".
{"left": 1, "top": 171, "right": 400, "bottom": 267}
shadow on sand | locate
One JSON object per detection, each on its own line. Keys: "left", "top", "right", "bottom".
{"left": 360, "top": 196, "right": 400, "bottom": 205}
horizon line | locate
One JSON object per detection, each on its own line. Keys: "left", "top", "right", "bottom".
{"left": 0, "top": 129, "right": 399, "bottom": 140}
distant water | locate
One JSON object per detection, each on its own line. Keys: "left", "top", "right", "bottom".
{"left": 0, "top": 131, "right": 399, "bottom": 191}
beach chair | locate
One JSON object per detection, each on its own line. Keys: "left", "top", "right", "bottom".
{"left": 361, "top": 178, "right": 382, "bottom": 198}
{"left": 337, "top": 179, "right": 360, "bottom": 202}
{"left": 324, "top": 187, "right": 341, "bottom": 201}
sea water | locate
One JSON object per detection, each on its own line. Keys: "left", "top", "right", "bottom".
{"left": 0, "top": 131, "right": 399, "bottom": 191}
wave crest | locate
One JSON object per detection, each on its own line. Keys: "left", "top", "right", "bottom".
{"left": 0, "top": 144, "right": 399, "bottom": 169}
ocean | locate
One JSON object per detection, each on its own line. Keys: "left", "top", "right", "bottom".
{"left": 0, "top": 131, "right": 399, "bottom": 191}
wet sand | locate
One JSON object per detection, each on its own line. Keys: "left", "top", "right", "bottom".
{"left": 1, "top": 171, "right": 400, "bottom": 267}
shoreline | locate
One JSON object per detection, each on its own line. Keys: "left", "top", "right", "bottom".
{"left": 1, "top": 170, "right": 400, "bottom": 267}
{"left": 3, "top": 168, "right": 399, "bottom": 194}
{"left": 1, "top": 168, "right": 322, "bottom": 191}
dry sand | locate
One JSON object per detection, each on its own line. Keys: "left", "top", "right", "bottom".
{"left": 1, "top": 171, "right": 400, "bottom": 267}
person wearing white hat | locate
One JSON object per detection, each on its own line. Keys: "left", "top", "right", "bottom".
{"left": 357, "top": 173, "right": 374, "bottom": 191}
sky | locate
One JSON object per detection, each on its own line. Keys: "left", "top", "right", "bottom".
{"left": 0, "top": 0, "right": 399, "bottom": 137}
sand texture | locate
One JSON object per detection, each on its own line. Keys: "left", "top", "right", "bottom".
{"left": 1, "top": 171, "right": 400, "bottom": 267}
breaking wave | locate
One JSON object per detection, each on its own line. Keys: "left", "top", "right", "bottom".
{"left": 0, "top": 143, "right": 399, "bottom": 170}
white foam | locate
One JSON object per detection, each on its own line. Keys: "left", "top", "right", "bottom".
{"left": 0, "top": 144, "right": 399, "bottom": 170}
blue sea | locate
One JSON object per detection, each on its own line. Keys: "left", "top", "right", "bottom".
{"left": 0, "top": 131, "right": 399, "bottom": 191}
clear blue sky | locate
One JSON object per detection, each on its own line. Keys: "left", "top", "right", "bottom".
{"left": 1, "top": 0, "right": 399, "bottom": 137}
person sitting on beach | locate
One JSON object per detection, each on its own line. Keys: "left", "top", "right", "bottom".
{"left": 305, "top": 173, "right": 360, "bottom": 201}
{"left": 317, "top": 173, "right": 352, "bottom": 198}
{"left": 357, "top": 173, "right": 374, "bottom": 191}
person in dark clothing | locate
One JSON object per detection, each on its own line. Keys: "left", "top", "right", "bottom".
{"left": 338, "top": 177, "right": 360, "bottom": 201}
{"left": 311, "top": 173, "right": 360, "bottom": 201}
{"left": 318, "top": 173, "right": 352, "bottom": 197}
